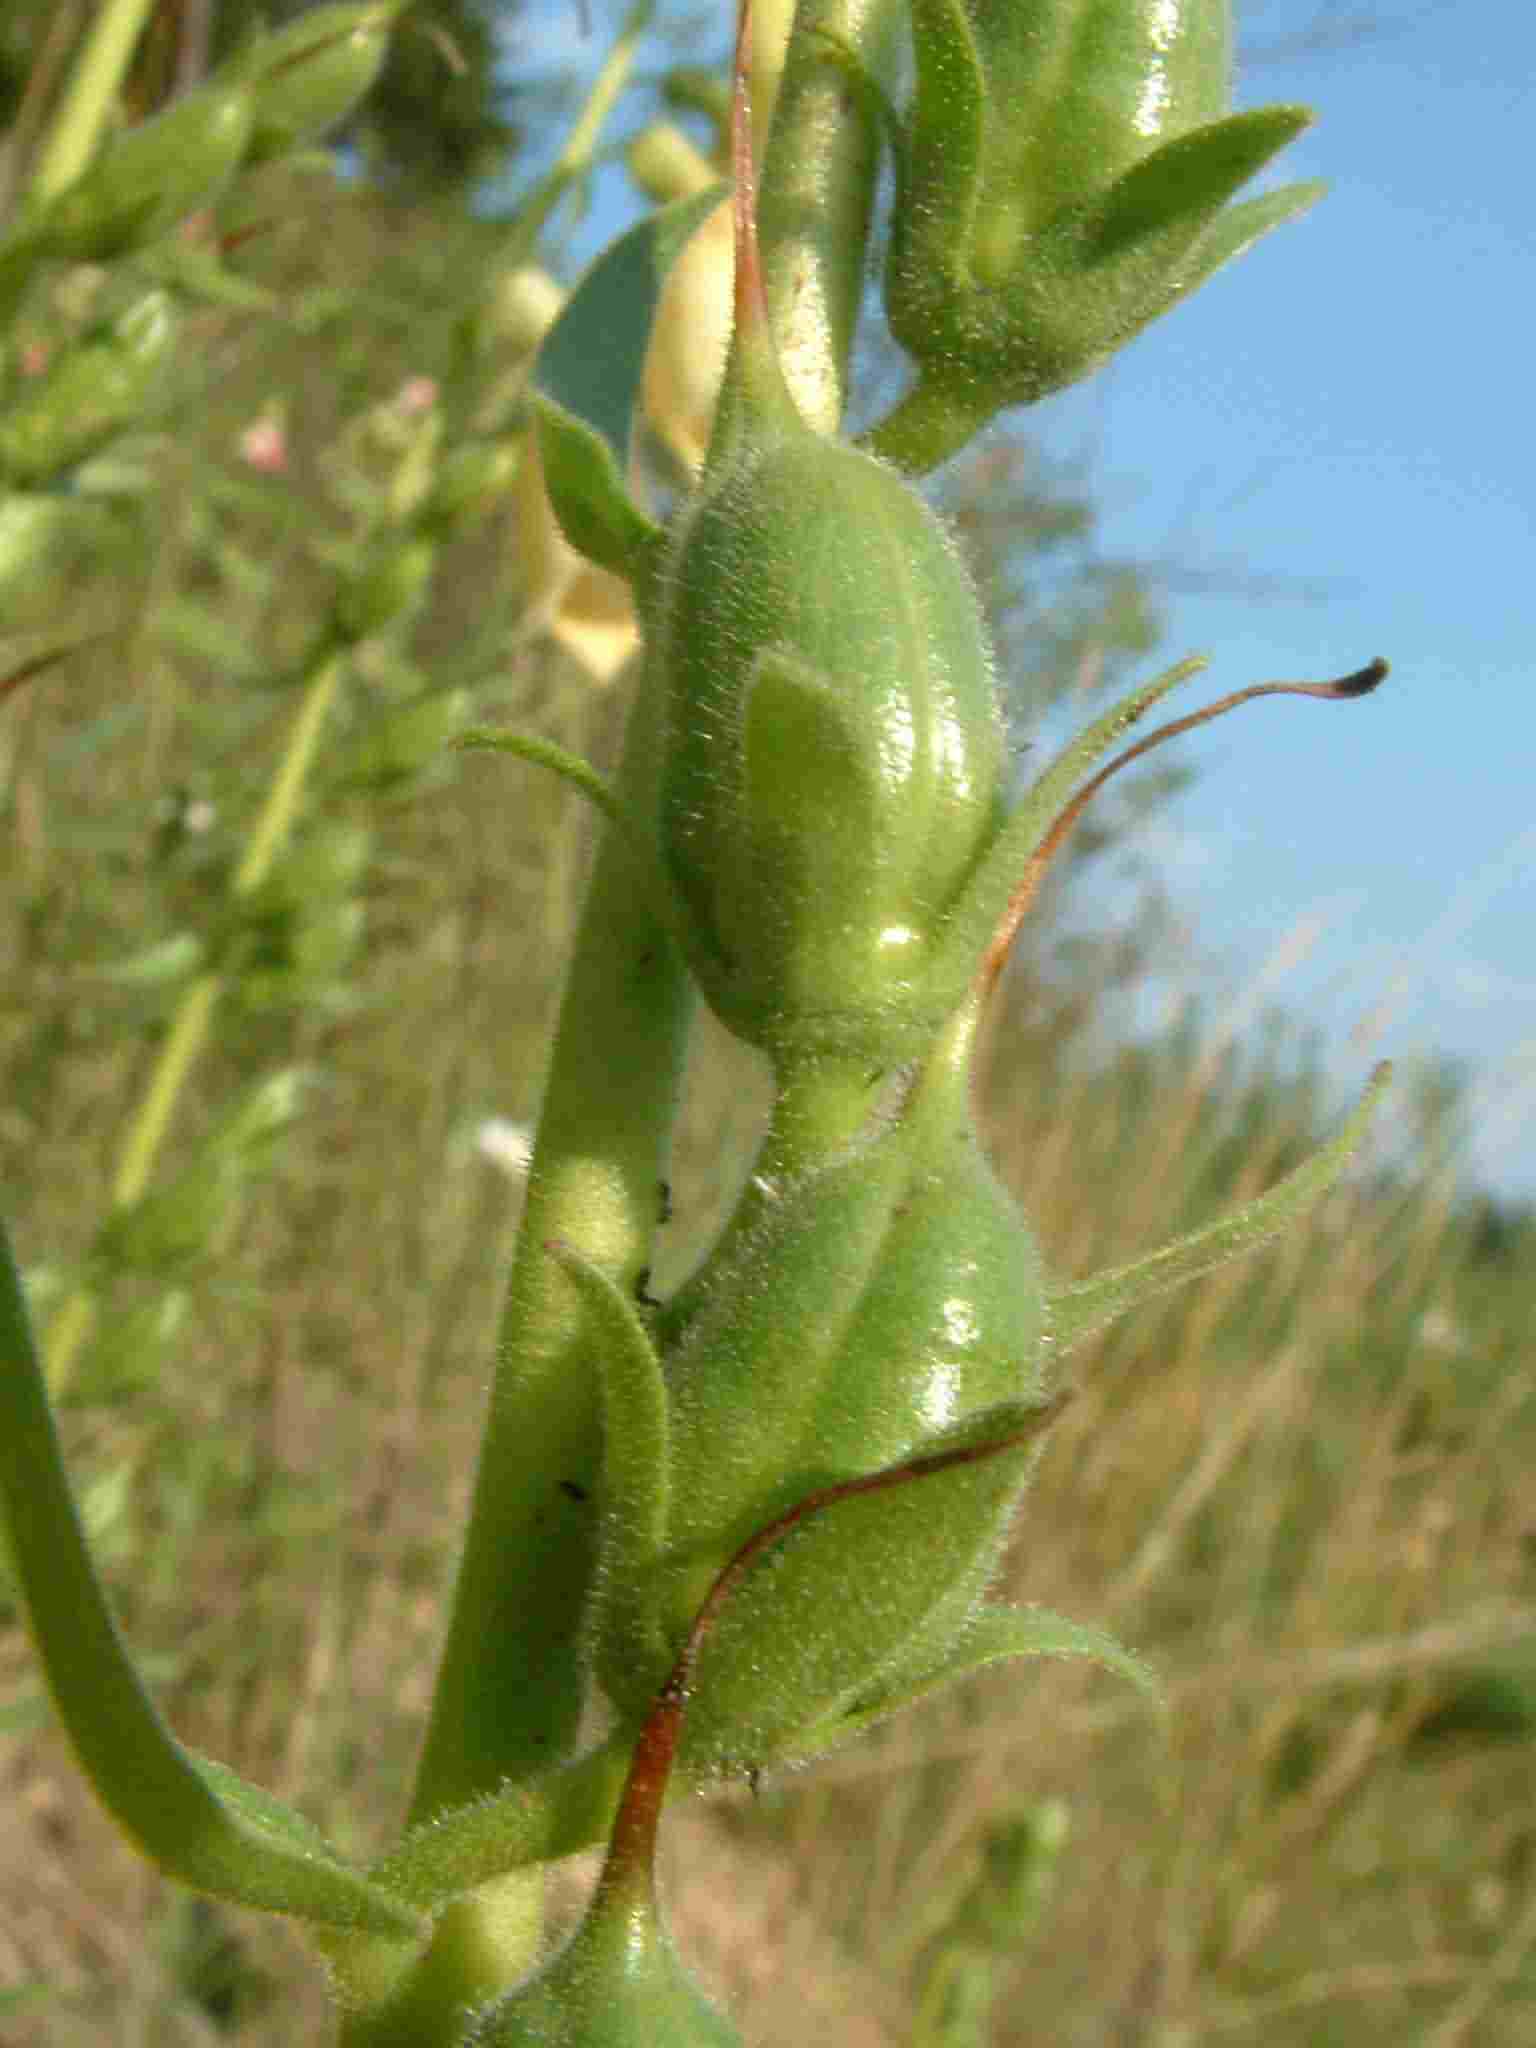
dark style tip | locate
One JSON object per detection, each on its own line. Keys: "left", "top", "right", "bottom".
{"left": 1330, "top": 657, "right": 1390, "bottom": 698}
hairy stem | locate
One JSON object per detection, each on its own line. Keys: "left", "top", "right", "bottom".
{"left": 408, "top": 665, "right": 692, "bottom": 1820}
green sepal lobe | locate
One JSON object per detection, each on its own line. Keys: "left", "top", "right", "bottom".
{"left": 1047, "top": 1062, "right": 1393, "bottom": 1358}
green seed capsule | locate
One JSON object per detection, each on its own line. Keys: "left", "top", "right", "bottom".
{"left": 881, "top": 0, "right": 1318, "bottom": 437}
{"left": 652, "top": 424, "right": 1008, "bottom": 1061}
{"left": 39, "top": 84, "right": 253, "bottom": 263}
{"left": 244, "top": 2, "right": 399, "bottom": 165}
{"left": 596, "top": 1012, "right": 1055, "bottom": 1772}
{"left": 470, "top": 1877, "right": 739, "bottom": 2047}
{"left": 0, "top": 291, "right": 175, "bottom": 486}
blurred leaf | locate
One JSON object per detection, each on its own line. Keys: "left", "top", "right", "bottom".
{"left": 66, "top": 1289, "right": 192, "bottom": 1406}
{"left": 532, "top": 185, "right": 723, "bottom": 577}
{"left": 154, "top": 597, "right": 265, "bottom": 679}
{"left": 99, "top": 933, "right": 206, "bottom": 988}
{"left": 332, "top": 685, "right": 469, "bottom": 790}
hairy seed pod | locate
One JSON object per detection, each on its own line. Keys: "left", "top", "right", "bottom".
{"left": 39, "top": 84, "right": 252, "bottom": 262}
{"left": 652, "top": 427, "right": 1007, "bottom": 1061}
{"left": 595, "top": 1014, "right": 1054, "bottom": 1772}
{"left": 470, "top": 1882, "right": 739, "bottom": 2048}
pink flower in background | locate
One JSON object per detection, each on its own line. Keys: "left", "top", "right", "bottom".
{"left": 396, "top": 376, "right": 439, "bottom": 416}
{"left": 238, "top": 414, "right": 288, "bottom": 474}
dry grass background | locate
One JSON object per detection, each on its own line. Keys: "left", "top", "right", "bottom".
{"left": 2, "top": 178, "right": 1533, "bottom": 2047}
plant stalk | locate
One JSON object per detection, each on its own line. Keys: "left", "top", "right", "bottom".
{"left": 27, "top": 0, "right": 157, "bottom": 204}
{"left": 44, "top": 644, "right": 346, "bottom": 1395}
{"left": 408, "top": 660, "right": 692, "bottom": 1822}
{"left": 756, "top": 0, "right": 902, "bottom": 431}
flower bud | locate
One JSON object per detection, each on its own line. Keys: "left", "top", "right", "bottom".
{"left": 884, "top": 0, "right": 1320, "bottom": 421}
{"left": 37, "top": 84, "right": 253, "bottom": 263}
{"left": 652, "top": 423, "right": 1007, "bottom": 1060}
{"left": 244, "top": 1, "right": 399, "bottom": 165}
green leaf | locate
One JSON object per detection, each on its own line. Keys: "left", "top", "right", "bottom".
{"left": 0, "top": 1211, "right": 423, "bottom": 1936}
{"left": 531, "top": 184, "right": 724, "bottom": 577}
{"left": 457, "top": 729, "right": 626, "bottom": 831}
{"left": 372, "top": 1738, "right": 633, "bottom": 1909}
{"left": 532, "top": 396, "right": 661, "bottom": 582}
{"left": 956, "top": 1603, "right": 1161, "bottom": 1701}
{"left": 1047, "top": 1062, "right": 1393, "bottom": 1357}
{"left": 1084, "top": 107, "right": 1314, "bottom": 267}
{"left": 457, "top": 729, "right": 676, "bottom": 941}
{"left": 66, "top": 1290, "right": 190, "bottom": 1406}
{"left": 190, "top": 1752, "right": 336, "bottom": 1855}
{"left": 543, "top": 1238, "right": 674, "bottom": 1681}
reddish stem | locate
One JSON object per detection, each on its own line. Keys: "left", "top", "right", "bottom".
{"left": 594, "top": 1389, "right": 1072, "bottom": 1893}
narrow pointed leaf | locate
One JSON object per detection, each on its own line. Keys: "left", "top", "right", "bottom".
{"left": 532, "top": 184, "right": 725, "bottom": 577}
{"left": 456, "top": 728, "right": 676, "bottom": 939}
{"left": 543, "top": 1238, "right": 673, "bottom": 1676}
{"left": 1085, "top": 107, "right": 1313, "bottom": 267}
{"left": 0, "top": 1215, "right": 422, "bottom": 1937}
{"left": 1047, "top": 1062, "right": 1392, "bottom": 1357}
{"left": 808, "top": 1602, "right": 1160, "bottom": 1754}
{"left": 372, "top": 1736, "right": 632, "bottom": 1908}
{"left": 457, "top": 729, "right": 627, "bottom": 832}
{"left": 532, "top": 397, "right": 661, "bottom": 580}
{"left": 1164, "top": 178, "right": 1328, "bottom": 309}
{"left": 956, "top": 1603, "right": 1161, "bottom": 1701}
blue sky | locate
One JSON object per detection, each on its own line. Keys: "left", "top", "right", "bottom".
{"left": 503, "top": 1, "right": 1533, "bottom": 1200}
{"left": 1045, "top": 1, "right": 1534, "bottom": 1198}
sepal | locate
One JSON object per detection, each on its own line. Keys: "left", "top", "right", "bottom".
{"left": 809, "top": 1601, "right": 1161, "bottom": 1755}
{"left": 875, "top": 0, "right": 1318, "bottom": 466}
{"left": 543, "top": 1239, "right": 674, "bottom": 1684}
{"left": 1047, "top": 1063, "right": 1393, "bottom": 1358}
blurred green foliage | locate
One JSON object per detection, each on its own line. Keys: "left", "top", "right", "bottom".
{"left": 0, "top": 0, "right": 521, "bottom": 197}
{"left": 1, "top": 10, "right": 1532, "bottom": 2044}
